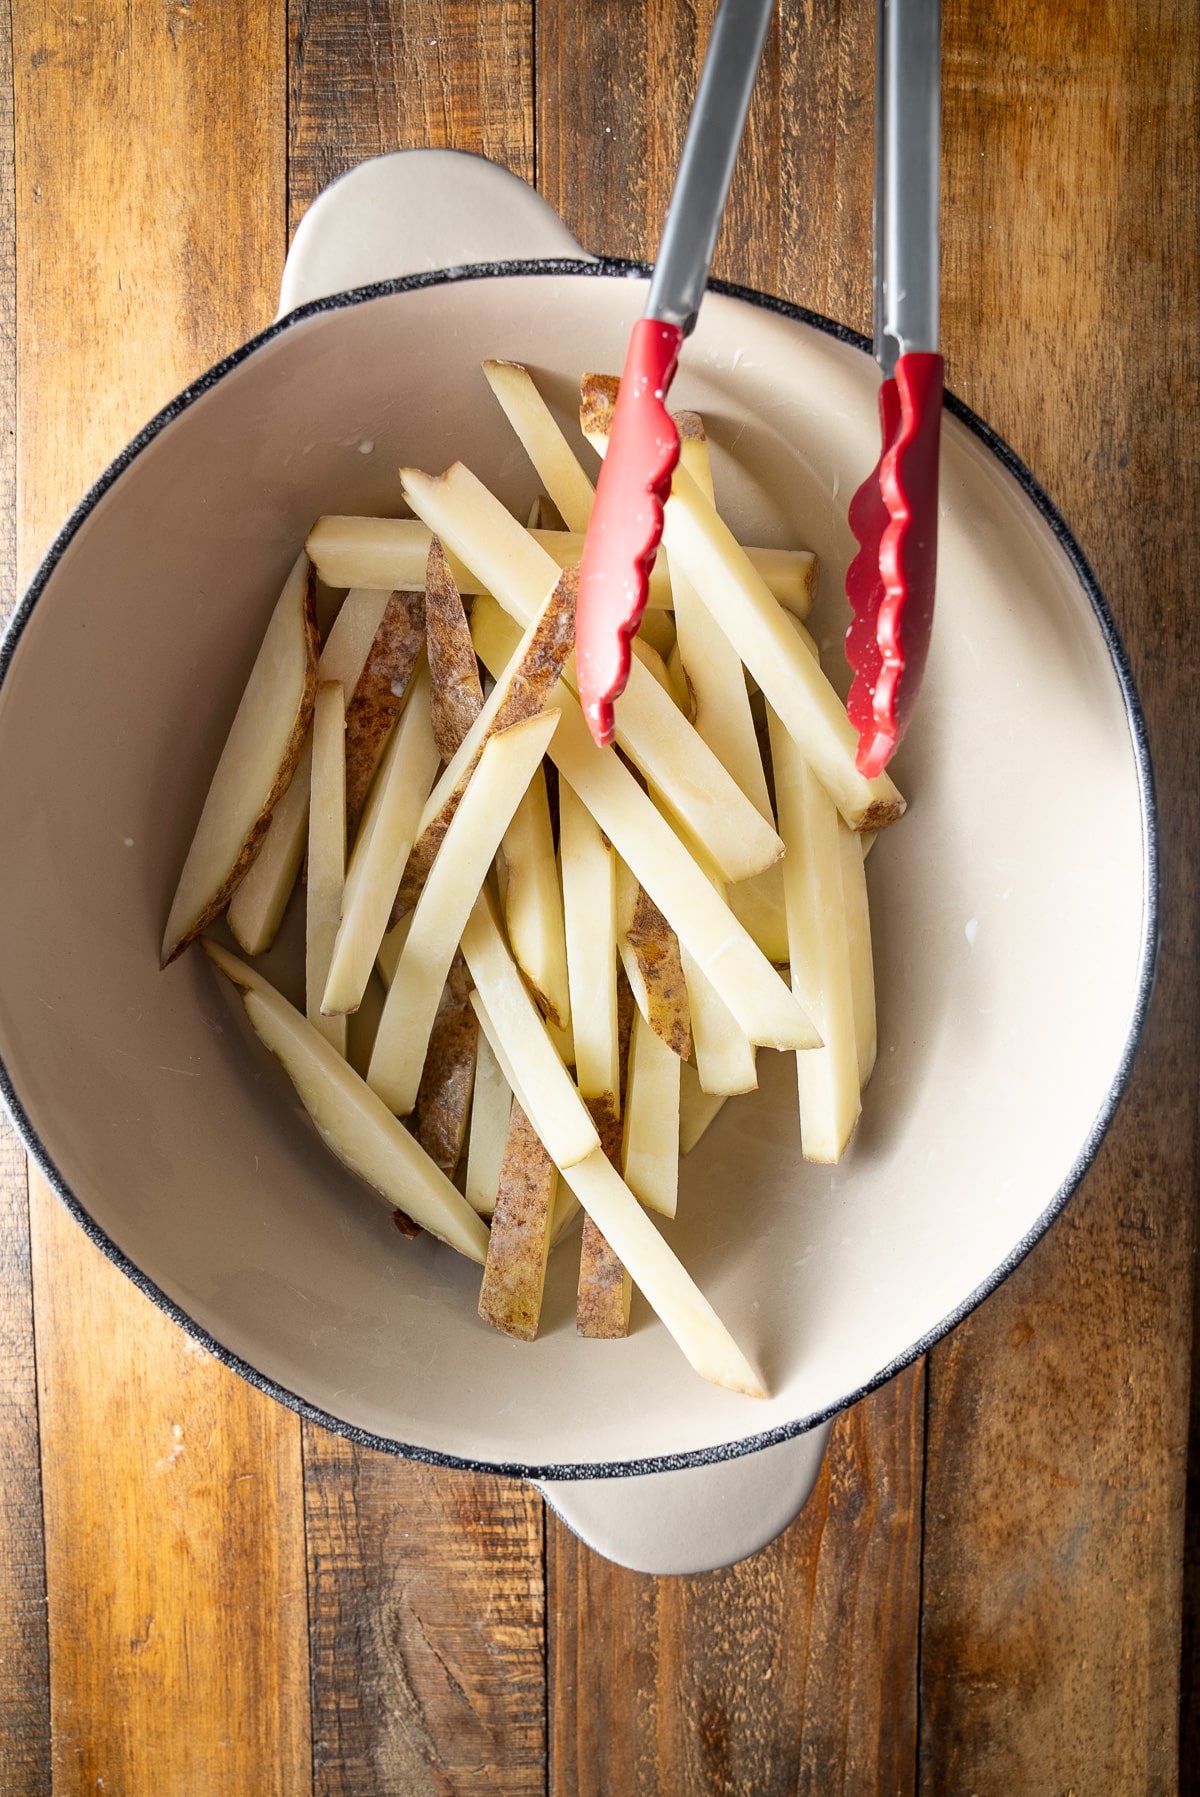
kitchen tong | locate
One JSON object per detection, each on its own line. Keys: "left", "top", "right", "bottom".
{"left": 575, "top": 0, "right": 942, "bottom": 776}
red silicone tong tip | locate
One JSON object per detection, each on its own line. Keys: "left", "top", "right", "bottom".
{"left": 845, "top": 352, "right": 943, "bottom": 778}
{"left": 576, "top": 317, "right": 684, "bottom": 747}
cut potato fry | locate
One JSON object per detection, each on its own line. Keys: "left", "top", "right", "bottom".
{"left": 562, "top": 1150, "right": 765, "bottom": 1396}
{"left": 227, "top": 733, "right": 312, "bottom": 956}
{"left": 630, "top": 636, "right": 678, "bottom": 705}
{"left": 769, "top": 706, "right": 862, "bottom": 1162}
{"left": 226, "top": 589, "right": 388, "bottom": 957}
{"left": 162, "top": 553, "right": 318, "bottom": 964}
{"left": 559, "top": 778, "right": 620, "bottom": 1118}
{"left": 666, "top": 640, "right": 694, "bottom": 719}
{"left": 402, "top": 468, "right": 783, "bottom": 883}
{"left": 463, "top": 914, "right": 760, "bottom": 1392}
{"left": 682, "top": 944, "right": 759, "bottom": 1097}
{"left": 375, "top": 912, "right": 412, "bottom": 990}
{"left": 638, "top": 607, "right": 676, "bottom": 662}
{"left": 204, "top": 943, "right": 489, "bottom": 1264}
{"left": 840, "top": 817, "right": 878, "bottom": 1089}
{"left": 464, "top": 1028, "right": 513, "bottom": 1217}
{"left": 622, "top": 1007, "right": 681, "bottom": 1218}
{"left": 306, "top": 681, "right": 347, "bottom": 1056}
{"left": 549, "top": 1179, "right": 582, "bottom": 1247}
{"left": 344, "top": 587, "right": 426, "bottom": 831}
{"left": 501, "top": 766, "right": 571, "bottom": 1030}
{"left": 478, "top": 1099, "right": 559, "bottom": 1341}
{"left": 322, "top": 664, "right": 440, "bottom": 1017}
{"left": 414, "top": 954, "right": 478, "bottom": 1178}
{"left": 482, "top": 358, "right": 596, "bottom": 533}
{"left": 461, "top": 892, "right": 600, "bottom": 1169}
{"left": 368, "top": 710, "right": 561, "bottom": 1116}
{"left": 679, "top": 1059, "right": 728, "bottom": 1155}
{"left": 471, "top": 644, "right": 819, "bottom": 1055}
{"left": 614, "top": 861, "right": 691, "bottom": 1060}
{"left": 575, "top": 971, "right": 636, "bottom": 1338}
{"left": 394, "top": 567, "right": 576, "bottom": 916}
{"left": 306, "top": 514, "right": 807, "bottom": 614}
{"left": 425, "top": 536, "right": 484, "bottom": 761}
{"left": 577, "top": 1216, "right": 632, "bottom": 1339}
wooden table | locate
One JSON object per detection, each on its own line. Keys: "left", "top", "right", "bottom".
{"left": 0, "top": 2, "right": 1195, "bottom": 1790}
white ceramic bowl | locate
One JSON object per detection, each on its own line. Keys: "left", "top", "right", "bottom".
{"left": 0, "top": 154, "right": 1154, "bottom": 1572}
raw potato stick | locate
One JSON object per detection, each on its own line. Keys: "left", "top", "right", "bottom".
{"left": 425, "top": 535, "right": 484, "bottom": 760}
{"left": 227, "top": 734, "right": 312, "bottom": 956}
{"left": 464, "top": 1028, "right": 513, "bottom": 1217}
{"left": 162, "top": 552, "right": 318, "bottom": 963}
{"left": 482, "top": 359, "right": 596, "bottom": 532}
{"left": 306, "top": 680, "right": 347, "bottom": 1057}
{"left": 576, "top": 972, "right": 637, "bottom": 1338}
{"left": 322, "top": 664, "right": 440, "bottom": 1017}
{"left": 204, "top": 943, "right": 490, "bottom": 1264}
{"left": 841, "top": 822, "right": 878, "bottom": 1088}
{"left": 615, "top": 861, "right": 691, "bottom": 1060}
{"left": 226, "top": 588, "right": 387, "bottom": 956}
{"left": 414, "top": 954, "right": 478, "bottom": 1178}
{"left": 367, "top": 710, "right": 561, "bottom": 1117}
{"left": 401, "top": 464, "right": 784, "bottom": 884}
{"left": 393, "top": 567, "right": 577, "bottom": 917}
{"left": 478, "top": 1099, "right": 559, "bottom": 1340}
{"left": 481, "top": 612, "right": 820, "bottom": 1056}
{"left": 679, "top": 1058, "right": 728, "bottom": 1155}
{"left": 559, "top": 777, "right": 620, "bottom": 1118}
{"left": 501, "top": 766, "right": 571, "bottom": 1030}
{"left": 681, "top": 941, "right": 758, "bottom": 1097}
{"left": 461, "top": 894, "right": 600, "bottom": 1170}
{"left": 463, "top": 904, "right": 762, "bottom": 1395}
{"left": 622, "top": 1007, "right": 681, "bottom": 1218}
{"left": 344, "top": 586, "right": 426, "bottom": 831}
{"left": 306, "top": 514, "right": 810, "bottom": 615}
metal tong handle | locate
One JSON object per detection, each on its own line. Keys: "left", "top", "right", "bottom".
{"left": 646, "top": 0, "right": 777, "bottom": 336}
{"left": 875, "top": 0, "right": 941, "bottom": 375}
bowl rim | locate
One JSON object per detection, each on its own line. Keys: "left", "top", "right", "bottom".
{"left": 0, "top": 257, "right": 1159, "bottom": 1481}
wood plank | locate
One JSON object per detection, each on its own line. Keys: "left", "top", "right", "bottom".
{"left": 286, "top": 11, "right": 546, "bottom": 1793}
{"left": 547, "top": 1370, "right": 924, "bottom": 1796}
{"left": 12, "top": 1, "right": 311, "bottom": 1787}
{"left": 920, "top": 1, "right": 1198, "bottom": 1788}
{"left": 30, "top": 1184, "right": 311, "bottom": 1791}
{"left": 288, "top": 0, "right": 534, "bottom": 236}
{"left": 539, "top": 4, "right": 923, "bottom": 1785}
{"left": 304, "top": 1426, "right": 546, "bottom": 1795}
{"left": 0, "top": 5, "right": 51, "bottom": 1790}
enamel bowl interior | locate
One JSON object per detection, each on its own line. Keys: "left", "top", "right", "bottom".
{"left": 0, "top": 271, "right": 1150, "bottom": 1473}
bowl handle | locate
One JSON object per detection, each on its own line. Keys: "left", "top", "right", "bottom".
{"left": 534, "top": 1419, "right": 833, "bottom": 1575}
{"left": 278, "top": 149, "right": 592, "bottom": 317}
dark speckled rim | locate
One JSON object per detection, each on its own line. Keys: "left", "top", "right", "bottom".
{"left": 0, "top": 258, "right": 1159, "bottom": 1481}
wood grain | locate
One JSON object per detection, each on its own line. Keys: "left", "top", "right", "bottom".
{"left": 304, "top": 1426, "right": 546, "bottom": 1796}
{"left": 30, "top": 1181, "right": 311, "bottom": 1791}
{"left": 288, "top": 0, "right": 533, "bottom": 237}
{"left": 548, "top": 1369, "right": 924, "bottom": 1796}
{"left": 12, "top": 1, "right": 312, "bottom": 1788}
{"left": 921, "top": 2, "right": 1199, "bottom": 1789}
{"left": 0, "top": 6, "right": 50, "bottom": 1789}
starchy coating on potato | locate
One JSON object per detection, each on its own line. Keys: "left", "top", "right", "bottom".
{"left": 344, "top": 586, "right": 426, "bottom": 831}
{"left": 425, "top": 536, "right": 484, "bottom": 761}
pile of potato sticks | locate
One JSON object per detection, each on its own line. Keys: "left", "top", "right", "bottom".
{"left": 161, "top": 361, "right": 906, "bottom": 1399}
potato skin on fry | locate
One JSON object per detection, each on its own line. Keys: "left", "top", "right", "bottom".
{"left": 624, "top": 883, "right": 691, "bottom": 1060}
{"left": 394, "top": 567, "right": 576, "bottom": 918}
{"left": 414, "top": 953, "right": 479, "bottom": 1178}
{"left": 426, "top": 535, "right": 483, "bottom": 761}
{"left": 478, "top": 1100, "right": 557, "bottom": 1341}
{"left": 576, "top": 972, "right": 636, "bottom": 1339}
{"left": 163, "top": 560, "right": 319, "bottom": 965}
{"left": 344, "top": 586, "right": 426, "bottom": 831}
